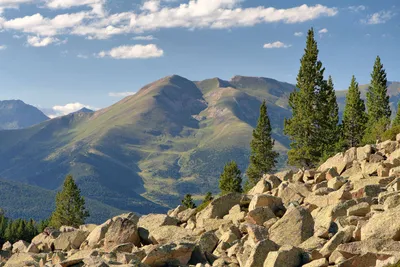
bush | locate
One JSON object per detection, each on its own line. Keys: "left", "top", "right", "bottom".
{"left": 382, "top": 125, "right": 400, "bottom": 141}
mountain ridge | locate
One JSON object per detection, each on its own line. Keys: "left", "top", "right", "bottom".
{"left": 1, "top": 75, "right": 399, "bottom": 221}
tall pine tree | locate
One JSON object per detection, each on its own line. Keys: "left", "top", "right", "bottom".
{"left": 317, "top": 76, "right": 340, "bottom": 157}
{"left": 50, "top": 175, "right": 89, "bottom": 228}
{"left": 342, "top": 76, "right": 368, "bottom": 148}
{"left": 366, "top": 56, "right": 391, "bottom": 123}
{"left": 247, "top": 100, "right": 279, "bottom": 185}
{"left": 393, "top": 102, "right": 400, "bottom": 127}
{"left": 284, "top": 28, "right": 331, "bottom": 167}
{"left": 219, "top": 161, "right": 242, "bottom": 195}
{"left": 363, "top": 56, "right": 391, "bottom": 144}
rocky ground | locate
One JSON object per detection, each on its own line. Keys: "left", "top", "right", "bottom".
{"left": 3, "top": 137, "right": 400, "bottom": 266}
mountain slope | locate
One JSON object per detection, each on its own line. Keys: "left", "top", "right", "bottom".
{"left": 0, "top": 100, "right": 49, "bottom": 130}
{"left": 0, "top": 75, "right": 295, "bottom": 217}
{"left": 0, "top": 178, "right": 124, "bottom": 223}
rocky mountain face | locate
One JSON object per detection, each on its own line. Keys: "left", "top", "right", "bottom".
{"left": 3, "top": 136, "right": 400, "bottom": 266}
{"left": 0, "top": 100, "right": 49, "bottom": 130}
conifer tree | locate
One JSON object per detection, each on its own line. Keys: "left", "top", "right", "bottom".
{"left": 50, "top": 175, "right": 89, "bottom": 228}
{"left": 363, "top": 56, "right": 391, "bottom": 144}
{"left": 342, "top": 76, "right": 368, "bottom": 148}
{"left": 181, "top": 194, "right": 196, "bottom": 209}
{"left": 284, "top": 28, "right": 329, "bottom": 167}
{"left": 203, "top": 192, "right": 213, "bottom": 203}
{"left": 366, "top": 56, "right": 391, "bottom": 123}
{"left": 247, "top": 100, "right": 279, "bottom": 185}
{"left": 317, "top": 76, "right": 340, "bottom": 157}
{"left": 219, "top": 161, "right": 243, "bottom": 195}
{"left": 393, "top": 102, "right": 400, "bottom": 127}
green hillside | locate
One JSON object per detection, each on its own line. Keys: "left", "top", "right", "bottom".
{"left": 0, "top": 178, "right": 124, "bottom": 223}
{"left": 0, "top": 75, "right": 294, "bottom": 216}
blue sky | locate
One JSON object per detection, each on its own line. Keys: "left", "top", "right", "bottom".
{"left": 0, "top": 0, "right": 398, "bottom": 117}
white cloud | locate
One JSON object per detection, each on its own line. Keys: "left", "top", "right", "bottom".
{"left": 4, "top": 12, "right": 90, "bottom": 36}
{"left": 98, "top": 44, "right": 164, "bottom": 59}
{"left": 26, "top": 35, "right": 59, "bottom": 47}
{"left": 318, "top": 28, "right": 328, "bottom": 34}
{"left": 132, "top": 35, "right": 156, "bottom": 41}
{"left": 43, "top": 0, "right": 105, "bottom": 16}
{"left": 0, "top": 1, "right": 338, "bottom": 40}
{"left": 141, "top": 0, "right": 160, "bottom": 12}
{"left": 108, "top": 92, "right": 136, "bottom": 97}
{"left": 294, "top": 32, "right": 303, "bottom": 37}
{"left": 49, "top": 102, "right": 95, "bottom": 117}
{"left": 348, "top": 5, "right": 366, "bottom": 12}
{"left": 362, "top": 10, "right": 395, "bottom": 25}
{"left": 263, "top": 41, "right": 291, "bottom": 49}
{"left": 0, "top": 45, "right": 6, "bottom": 50}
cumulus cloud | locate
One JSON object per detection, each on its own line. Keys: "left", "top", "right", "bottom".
{"left": 98, "top": 44, "right": 164, "bottom": 59}
{"left": 0, "top": 1, "right": 338, "bottom": 40}
{"left": 362, "top": 10, "right": 395, "bottom": 25}
{"left": 132, "top": 35, "right": 156, "bottom": 41}
{"left": 46, "top": 102, "right": 95, "bottom": 118}
{"left": 26, "top": 35, "right": 60, "bottom": 47}
{"left": 141, "top": 0, "right": 160, "bottom": 12}
{"left": 294, "top": 32, "right": 303, "bottom": 37}
{"left": 4, "top": 12, "right": 90, "bottom": 36}
{"left": 263, "top": 41, "right": 291, "bottom": 49}
{"left": 108, "top": 92, "right": 136, "bottom": 97}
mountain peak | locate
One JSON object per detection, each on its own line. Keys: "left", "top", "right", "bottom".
{"left": 75, "top": 107, "right": 94, "bottom": 113}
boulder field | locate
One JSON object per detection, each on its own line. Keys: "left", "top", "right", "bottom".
{"left": 4, "top": 136, "right": 400, "bottom": 266}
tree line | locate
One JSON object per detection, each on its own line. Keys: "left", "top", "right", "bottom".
{"left": 181, "top": 28, "right": 400, "bottom": 204}
{"left": 0, "top": 175, "right": 89, "bottom": 244}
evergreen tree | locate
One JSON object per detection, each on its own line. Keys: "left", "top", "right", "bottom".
{"left": 49, "top": 175, "right": 89, "bottom": 228}
{"left": 393, "top": 102, "right": 400, "bottom": 127}
{"left": 366, "top": 56, "right": 391, "bottom": 123}
{"left": 363, "top": 56, "right": 391, "bottom": 144}
{"left": 317, "top": 76, "right": 340, "bottom": 157}
{"left": 181, "top": 194, "right": 196, "bottom": 209}
{"left": 219, "top": 161, "right": 243, "bottom": 195}
{"left": 247, "top": 100, "right": 279, "bottom": 185}
{"left": 284, "top": 28, "right": 330, "bottom": 168}
{"left": 203, "top": 192, "right": 213, "bottom": 203}
{"left": 342, "top": 76, "right": 368, "bottom": 148}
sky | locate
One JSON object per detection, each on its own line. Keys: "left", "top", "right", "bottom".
{"left": 0, "top": 0, "right": 398, "bottom": 117}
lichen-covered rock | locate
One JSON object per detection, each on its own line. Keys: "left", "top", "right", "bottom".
{"left": 103, "top": 216, "right": 140, "bottom": 251}
{"left": 142, "top": 242, "right": 195, "bottom": 266}
{"left": 53, "top": 230, "right": 89, "bottom": 251}
{"left": 138, "top": 214, "right": 179, "bottom": 245}
{"left": 269, "top": 205, "right": 314, "bottom": 246}
{"left": 196, "top": 193, "right": 242, "bottom": 220}
{"left": 263, "top": 245, "right": 303, "bottom": 267}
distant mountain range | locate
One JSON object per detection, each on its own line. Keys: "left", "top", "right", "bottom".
{"left": 0, "top": 100, "right": 49, "bottom": 130}
{"left": 0, "top": 76, "right": 398, "bottom": 222}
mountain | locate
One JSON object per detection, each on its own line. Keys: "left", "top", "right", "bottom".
{"left": 74, "top": 107, "right": 94, "bottom": 113}
{"left": 336, "top": 82, "right": 400, "bottom": 118}
{"left": 0, "top": 100, "right": 49, "bottom": 130}
{"left": 0, "top": 178, "right": 124, "bottom": 223}
{"left": 0, "top": 75, "right": 295, "bottom": 219}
